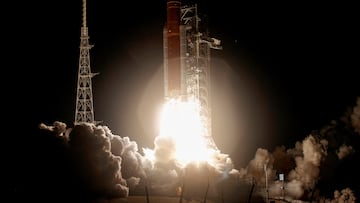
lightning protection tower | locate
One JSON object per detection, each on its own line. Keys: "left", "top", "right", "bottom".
{"left": 74, "top": 0, "right": 99, "bottom": 125}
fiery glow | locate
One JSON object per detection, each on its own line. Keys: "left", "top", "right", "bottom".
{"left": 155, "top": 97, "right": 219, "bottom": 166}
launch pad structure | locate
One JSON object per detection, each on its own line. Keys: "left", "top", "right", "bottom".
{"left": 164, "top": 0, "right": 222, "bottom": 142}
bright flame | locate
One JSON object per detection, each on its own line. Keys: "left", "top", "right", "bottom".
{"left": 156, "top": 97, "right": 218, "bottom": 166}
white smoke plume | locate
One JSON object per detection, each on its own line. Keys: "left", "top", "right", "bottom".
{"left": 65, "top": 123, "right": 130, "bottom": 198}
{"left": 141, "top": 132, "right": 239, "bottom": 199}
{"left": 39, "top": 122, "right": 148, "bottom": 199}
{"left": 38, "top": 120, "right": 240, "bottom": 202}
{"left": 34, "top": 97, "right": 359, "bottom": 202}
{"left": 39, "top": 121, "right": 69, "bottom": 138}
{"left": 320, "top": 188, "right": 356, "bottom": 203}
{"left": 237, "top": 105, "right": 360, "bottom": 203}
{"left": 288, "top": 135, "right": 327, "bottom": 187}
{"left": 237, "top": 135, "right": 329, "bottom": 201}
{"left": 238, "top": 148, "right": 274, "bottom": 187}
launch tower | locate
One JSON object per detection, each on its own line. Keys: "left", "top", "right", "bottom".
{"left": 181, "top": 3, "right": 222, "bottom": 139}
{"left": 164, "top": 0, "right": 222, "bottom": 143}
{"left": 74, "top": 0, "right": 99, "bottom": 125}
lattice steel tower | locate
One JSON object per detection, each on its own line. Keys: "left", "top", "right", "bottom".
{"left": 74, "top": 0, "right": 99, "bottom": 125}
{"left": 180, "top": 4, "right": 222, "bottom": 145}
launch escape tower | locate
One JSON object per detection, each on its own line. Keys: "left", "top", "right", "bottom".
{"left": 74, "top": 0, "right": 99, "bottom": 125}
{"left": 164, "top": 0, "right": 222, "bottom": 144}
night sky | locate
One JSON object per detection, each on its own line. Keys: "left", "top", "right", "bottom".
{"left": 5, "top": 0, "right": 359, "bottom": 202}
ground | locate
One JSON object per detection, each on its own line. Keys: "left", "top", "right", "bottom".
{"left": 94, "top": 196, "right": 215, "bottom": 203}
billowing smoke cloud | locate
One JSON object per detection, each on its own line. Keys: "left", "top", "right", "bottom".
{"left": 39, "top": 122, "right": 148, "bottom": 200}
{"left": 237, "top": 136, "right": 328, "bottom": 200}
{"left": 36, "top": 96, "right": 359, "bottom": 203}
{"left": 39, "top": 121, "right": 69, "bottom": 138}
{"left": 235, "top": 97, "right": 360, "bottom": 202}
{"left": 141, "top": 131, "right": 238, "bottom": 200}
{"left": 287, "top": 135, "right": 327, "bottom": 197}
{"left": 39, "top": 121, "right": 238, "bottom": 202}
{"left": 320, "top": 188, "right": 357, "bottom": 203}
{"left": 238, "top": 148, "right": 273, "bottom": 187}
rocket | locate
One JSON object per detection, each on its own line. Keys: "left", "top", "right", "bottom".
{"left": 163, "top": 0, "right": 183, "bottom": 99}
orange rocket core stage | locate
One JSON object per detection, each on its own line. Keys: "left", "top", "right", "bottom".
{"left": 165, "top": 0, "right": 181, "bottom": 97}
